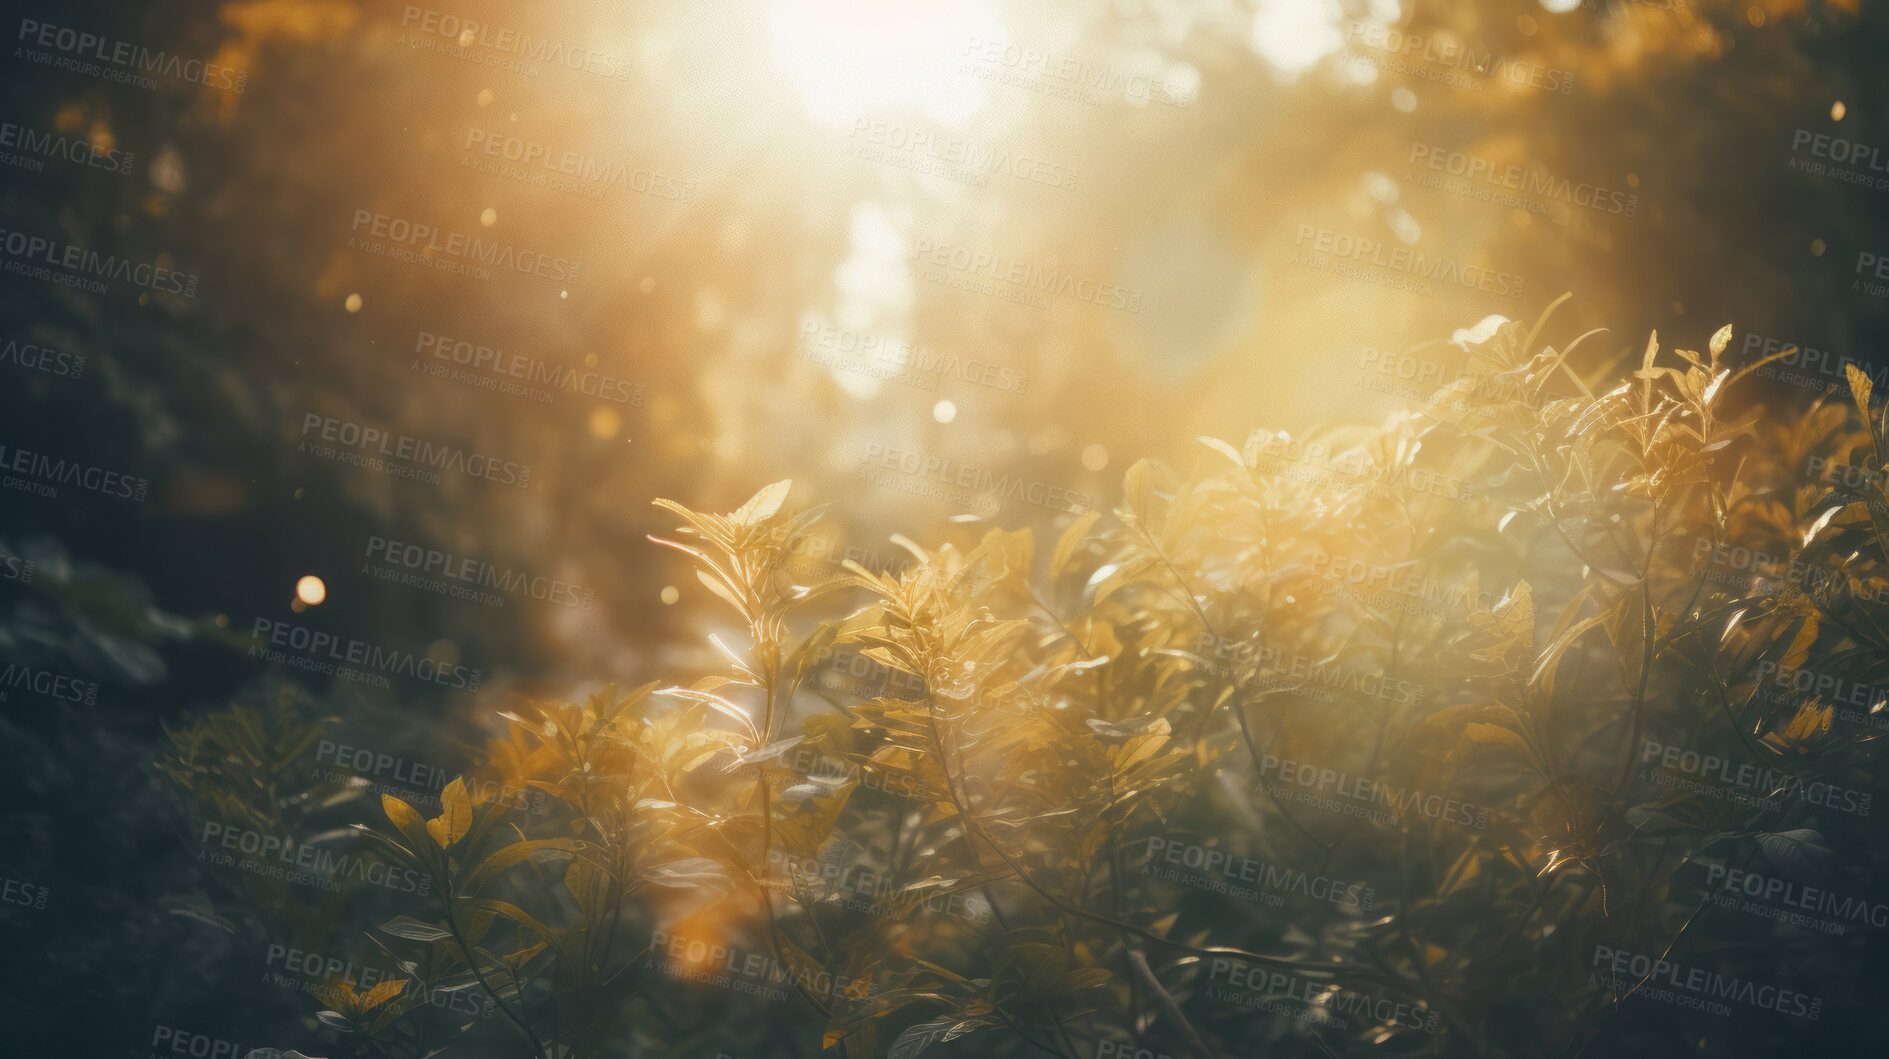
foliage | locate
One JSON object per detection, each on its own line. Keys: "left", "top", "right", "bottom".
{"left": 167, "top": 300, "right": 1887, "bottom": 1057}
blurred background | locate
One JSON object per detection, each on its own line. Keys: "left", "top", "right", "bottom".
{"left": 1, "top": 0, "right": 1885, "bottom": 1052}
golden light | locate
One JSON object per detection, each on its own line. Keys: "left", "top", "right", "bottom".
{"left": 767, "top": 0, "right": 1003, "bottom": 125}
{"left": 1250, "top": 0, "right": 1348, "bottom": 74}
{"left": 295, "top": 575, "right": 327, "bottom": 606}
{"left": 590, "top": 406, "right": 623, "bottom": 439}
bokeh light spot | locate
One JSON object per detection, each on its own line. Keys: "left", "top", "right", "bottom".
{"left": 296, "top": 575, "right": 327, "bottom": 606}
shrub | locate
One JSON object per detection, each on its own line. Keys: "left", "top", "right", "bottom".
{"left": 171, "top": 299, "right": 1884, "bottom": 1057}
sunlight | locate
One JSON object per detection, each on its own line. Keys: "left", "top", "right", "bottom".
{"left": 1250, "top": 0, "right": 1347, "bottom": 74}
{"left": 767, "top": 0, "right": 1004, "bottom": 125}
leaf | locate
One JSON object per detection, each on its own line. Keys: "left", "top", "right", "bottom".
{"left": 425, "top": 777, "right": 474, "bottom": 848}
{"left": 889, "top": 1015, "right": 993, "bottom": 1059}
{"left": 1086, "top": 715, "right": 1170, "bottom": 739}
{"left": 1753, "top": 829, "right": 1832, "bottom": 879}
{"left": 732, "top": 735, "right": 807, "bottom": 767}
{"left": 380, "top": 793, "right": 432, "bottom": 856}
{"left": 1466, "top": 722, "right": 1533, "bottom": 763}
{"left": 1709, "top": 323, "right": 1733, "bottom": 358}
{"left": 473, "top": 899, "right": 565, "bottom": 955}
{"left": 314, "top": 1010, "right": 353, "bottom": 1032}
{"left": 382, "top": 793, "right": 423, "bottom": 833}
{"left": 1051, "top": 509, "right": 1101, "bottom": 581}
{"left": 359, "top": 978, "right": 407, "bottom": 1010}
{"left": 380, "top": 915, "right": 453, "bottom": 942}
{"left": 732, "top": 479, "right": 793, "bottom": 525}
{"left": 659, "top": 687, "right": 760, "bottom": 743}
{"left": 1847, "top": 363, "right": 1874, "bottom": 426}
{"left": 696, "top": 568, "right": 752, "bottom": 619}
{"left": 1196, "top": 435, "right": 1246, "bottom": 470}
{"left": 463, "top": 838, "right": 583, "bottom": 891}
{"left": 646, "top": 856, "right": 730, "bottom": 890}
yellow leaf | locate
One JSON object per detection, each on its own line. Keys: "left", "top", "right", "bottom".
{"left": 382, "top": 793, "right": 423, "bottom": 834}
{"left": 360, "top": 978, "right": 406, "bottom": 1010}
{"left": 731, "top": 479, "right": 792, "bottom": 525}
{"left": 425, "top": 777, "right": 474, "bottom": 848}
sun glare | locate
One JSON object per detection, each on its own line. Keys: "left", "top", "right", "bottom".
{"left": 1250, "top": 0, "right": 1347, "bottom": 74}
{"left": 767, "top": 0, "right": 1005, "bottom": 126}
